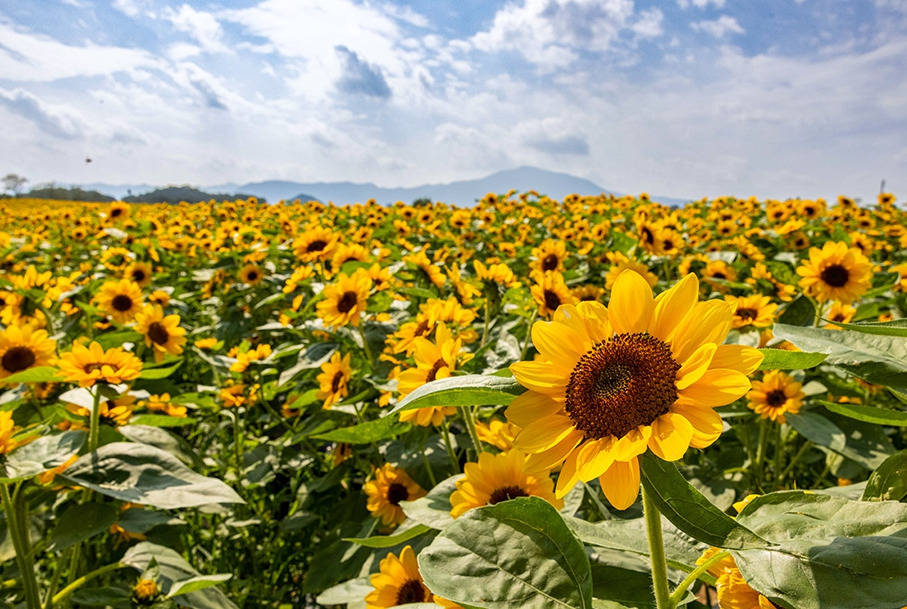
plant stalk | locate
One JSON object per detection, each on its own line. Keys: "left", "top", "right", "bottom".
{"left": 2, "top": 483, "right": 42, "bottom": 609}
{"left": 642, "top": 484, "right": 673, "bottom": 609}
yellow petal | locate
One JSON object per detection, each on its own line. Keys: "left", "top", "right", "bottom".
{"left": 676, "top": 342, "right": 717, "bottom": 390}
{"left": 599, "top": 458, "right": 640, "bottom": 510}
{"left": 612, "top": 426, "right": 651, "bottom": 461}
{"left": 575, "top": 301, "right": 611, "bottom": 343}
{"left": 514, "top": 414, "right": 575, "bottom": 452}
{"left": 711, "top": 344, "right": 764, "bottom": 375}
{"left": 608, "top": 270, "right": 654, "bottom": 334}
{"left": 575, "top": 437, "right": 616, "bottom": 481}
{"left": 510, "top": 360, "right": 569, "bottom": 398}
{"left": 678, "top": 369, "right": 752, "bottom": 407}
{"left": 524, "top": 429, "right": 584, "bottom": 473}
{"left": 670, "top": 300, "right": 735, "bottom": 362}
{"left": 532, "top": 321, "right": 586, "bottom": 368}
{"left": 505, "top": 391, "right": 563, "bottom": 428}
{"left": 648, "top": 412, "right": 694, "bottom": 461}
{"left": 650, "top": 273, "right": 699, "bottom": 341}
{"left": 671, "top": 403, "right": 724, "bottom": 448}
{"left": 555, "top": 446, "right": 582, "bottom": 498}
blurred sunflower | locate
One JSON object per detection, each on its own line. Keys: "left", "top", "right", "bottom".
{"left": 449, "top": 449, "right": 561, "bottom": 518}
{"left": 0, "top": 322, "right": 57, "bottom": 380}
{"left": 134, "top": 304, "right": 187, "bottom": 362}
{"left": 125, "top": 261, "right": 153, "bottom": 288}
{"left": 696, "top": 547, "right": 778, "bottom": 609}
{"left": 397, "top": 324, "right": 470, "bottom": 427}
{"left": 107, "top": 201, "right": 130, "bottom": 222}
{"left": 746, "top": 370, "right": 804, "bottom": 424}
{"left": 531, "top": 239, "right": 567, "bottom": 273}
{"left": 530, "top": 270, "right": 575, "bottom": 319}
{"left": 796, "top": 241, "right": 873, "bottom": 304}
{"left": 293, "top": 225, "right": 338, "bottom": 263}
{"left": 725, "top": 294, "right": 778, "bottom": 329}
{"left": 405, "top": 251, "right": 446, "bottom": 289}
{"left": 824, "top": 301, "right": 857, "bottom": 329}
{"left": 604, "top": 252, "right": 656, "bottom": 291}
{"left": 58, "top": 341, "right": 143, "bottom": 387}
{"left": 316, "top": 351, "right": 352, "bottom": 409}
{"left": 96, "top": 278, "right": 144, "bottom": 324}
{"left": 316, "top": 268, "right": 372, "bottom": 329}
{"left": 474, "top": 418, "right": 520, "bottom": 451}
{"left": 239, "top": 264, "right": 265, "bottom": 285}
{"left": 508, "top": 271, "right": 762, "bottom": 509}
{"left": 0, "top": 411, "right": 21, "bottom": 454}
{"left": 364, "top": 463, "right": 427, "bottom": 526}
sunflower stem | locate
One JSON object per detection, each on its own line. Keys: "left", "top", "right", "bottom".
{"left": 772, "top": 422, "right": 784, "bottom": 490}
{"left": 88, "top": 386, "right": 103, "bottom": 454}
{"left": 754, "top": 419, "right": 770, "bottom": 490}
{"left": 440, "top": 420, "right": 459, "bottom": 470}
{"left": 519, "top": 309, "right": 539, "bottom": 361}
{"left": 2, "top": 483, "right": 42, "bottom": 609}
{"left": 479, "top": 297, "right": 492, "bottom": 348}
{"left": 667, "top": 549, "right": 730, "bottom": 607}
{"left": 642, "top": 485, "right": 673, "bottom": 609}
{"left": 461, "top": 406, "right": 485, "bottom": 457}
{"left": 582, "top": 481, "right": 611, "bottom": 521}
{"left": 52, "top": 562, "right": 127, "bottom": 606}
{"left": 779, "top": 440, "right": 812, "bottom": 483}
{"left": 357, "top": 324, "right": 375, "bottom": 369}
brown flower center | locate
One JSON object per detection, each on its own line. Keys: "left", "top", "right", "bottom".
{"left": 386, "top": 483, "right": 409, "bottom": 506}
{"left": 330, "top": 371, "right": 344, "bottom": 393}
{"left": 820, "top": 264, "right": 849, "bottom": 288}
{"left": 111, "top": 294, "right": 134, "bottom": 312}
{"left": 543, "top": 289, "right": 561, "bottom": 312}
{"left": 565, "top": 333, "right": 680, "bottom": 439}
{"left": 736, "top": 307, "right": 757, "bottom": 322}
{"left": 336, "top": 291, "right": 358, "bottom": 313}
{"left": 2, "top": 346, "right": 36, "bottom": 373}
{"left": 246, "top": 270, "right": 259, "bottom": 282}
{"left": 395, "top": 579, "right": 427, "bottom": 605}
{"left": 489, "top": 485, "right": 528, "bottom": 505}
{"left": 131, "top": 269, "right": 146, "bottom": 283}
{"left": 542, "top": 254, "right": 559, "bottom": 271}
{"left": 306, "top": 239, "right": 327, "bottom": 253}
{"left": 147, "top": 322, "right": 170, "bottom": 345}
{"left": 765, "top": 389, "right": 787, "bottom": 408}
{"left": 426, "top": 358, "right": 447, "bottom": 383}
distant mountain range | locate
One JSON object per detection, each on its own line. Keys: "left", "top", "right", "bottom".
{"left": 79, "top": 166, "right": 689, "bottom": 207}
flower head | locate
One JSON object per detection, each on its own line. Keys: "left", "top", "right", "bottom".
{"left": 365, "top": 546, "right": 437, "bottom": 609}
{"left": 96, "top": 278, "right": 144, "bottom": 324}
{"left": 316, "top": 352, "right": 352, "bottom": 409}
{"left": 58, "top": 341, "right": 143, "bottom": 387}
{"left": 364, "top": 463, "right": 427, "bottom": 526}
{"left": 746, "top": 370, "right": 804, "bottom": 424}
{"left": 316, "top": 268, "right": 372, "bottom": 329}
{"left": 134, "top": 305, "right": 186, "bottom": 363}
{"left": 0, "top": 322, "right": 57, "bottom": 379}
{"left": 796, "top": 241, "right": 873, "bottom": 304}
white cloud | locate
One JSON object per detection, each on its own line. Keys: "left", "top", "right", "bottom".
{"left": 0, "top": 88, "right": 87, "bottom": 139}
{"left": 691, "top": 15, "right": 745, "bottom": 38}
{"left": 112, "top": 0, "right": 155, "bottom": 18}
{"left": 165, "top": 4, "right": 230, "bottom": 55}
{"left": 677, "top": 0, "right": 727, "bottom": 9}
{"left": 632, "top": 8, "right": 664, "bottom": 38}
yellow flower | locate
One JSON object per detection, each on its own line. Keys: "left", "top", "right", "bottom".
{"left": 194, "top": 337, "right": 218, "bottom": 350}
{"left": 0, "top": 322, "right": 57, "bottom": 379}
{"left": 95, "top": 278, "right": 144, "bottom": 324}
{"left": 530, "top": 271, "right": 576, "bottom": 319}
{"left": 58, "top": 341, "right": 143, "bottom": 387}
{"left": 405, "top": 251, "right": 446, "bottom": 289}
{"left": 125, "top": 261, "right": 153, "bottom": 287}
{"left": 604, "top": 252, "right": 656, "bottom": 291}
{"left": 474, "top": 418, "right": 520, "bottom": 451}
{"left": 293, "top": 225, "right": 338, "bottom": 263}
{"left": 508, "top": 271, "right": 763, "bottom": 509}
{"left": 0, "top": 411, "right": 21, "bottom": 454}
{"left": 229, "top": 344, "right": 272, "bottom": 373}
{"left": 134, "top": 305, "right": 186, "bottom": 363}
{"left": 316, "top": 352, "right": 352, "bottom": 409}
{"left": 746, "top": 370, "right": 804, "bottom": 424}
{"left": 365, "top": 546, "right": 440, "bottom": 609}
{"left": 107, "top": 201, "right": 131, "bottom": 222}
{"left": 450, "top": 449, "right": 562, "bottom": 518}
{"left": 397, "top": 324, "right": 467, "bottom": 427}
{"left": 316, "top": 268, "right": 372, "bottom": 329}
{"left": 474, "top": 260, "right": 520, "bottom": 289}
{"left": 132, "top": 578, "right": 159, "bottom": 602}
{"left": 696, "top": 547, "right": 778, "bottom": 609}
{"left": 531, "top": 239, "right": 567, "bottom": 273}
{"left": 364, "top": 464, "right": 427, "bottom": 526}
{"left": 239, "top": 264, "right": 265, "bottom": 285}
{"left": 824, "top": 301, "right": 857, "bottom": 329}
{"left": 725, "top": 294, "right": 778, "bottom": 329}
{"left": 796, "top": 241, "right": 873, "bottom": 304}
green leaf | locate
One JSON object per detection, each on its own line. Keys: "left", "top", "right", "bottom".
{"left": 821, "top": 401, "right": 907, "bottom": 427}
{"left": 400, "top": 475, "right": 462, "bottom": 530}
{"left": 95, "top": 330, "right": 143, "bottom": 350}
{"left": 822, "top": 318, "right": 907, "bottom": 337}
{"left": 312, "top": 417, "right": 409, "bottom": 444}
{"left": 419, "top": 497, "right": 593, "bottom": 609}
{"left": 772, "top": 324, "right": 907, "bottom": 392}
{"left": 49, "top": 502, "right": 119, "bottom": 550}
{"left": 389, "top": 374, "right": 525, "bottom": 415}
{"left": 61, "top": 442, "right": 244, "bottom": 509}
{"left": 786, "top": 412, "right": 891, "bottom": 470}
{"left": 0, "top": 430, "right": 86, "bottom": 482}
{"left": 277, "top": 342, "right": 337, "bottom": 387}
{"left": 0, "top": 365, "right": 64, "bottom": 384}
{"left": 71, "top": 587, "right": 131, "bottom": 608}
{"left": 610, "top": 231, "right": 637, "bottom": 255}
{"left": 733, "top": 492, "right": 907, "bottom": 609}
{"left": 138, "top": 359, "right": 183, "bottom": 379}
{"left": 129, "top": 415, "right": 198, "bottom": 427}
{"left": 315, "top": 577, "right": 373, "bottom": 606}
{"left": 862, "top": 450, "right": 907, "bottom": 502}
{"left": 639, "top": 453, "right": 768, "bottom": 550}
{"left": 167, "top": 574, "right": 233, "bottom": 598}
{"left": 757, "top": 349, "right": 827, "bottom": 370}
{"left": 344, "top": 523, "right": 431, "bottom": 548}
{"left": 777, "top": 295, "right": 816, "bottom": 326}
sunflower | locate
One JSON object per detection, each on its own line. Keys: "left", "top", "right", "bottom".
{"left": 796, "top": 241, "right": 873, "bottom": 304}
{"left": 365, "top": 546, "right": 438, "bottom": 609}
{"left": 364, "top": 463, "right": 427, "bottom": 526}
{"left": 58, "top": 341, "right": 143, "bottom": 387}
{"left": 316, "top": 269, "right": 372, "bottom": 329}
{"left": 316, "top": 351, "right": 352, "bottom": 409}
{"left": 125, "top": 261, "right": 153, "bottom": 287}
{"left": 604, "top": 252, "right": 657, "bottom": 291}
{"left": 746, "top": 370, "right": 804, "bottom": 424}
{"left": 530, "top": 271, "right": 576, "bottom": 319}
{"left": 397, "top": 324, "right": 469, "bottom": 427}
{"left": 100, "top": 247, "right": 134, "bottom": 273}
{"left": 96, "top": 279, "right": 144, "bottom": 324}
{"left": 293, "top": 225, "right": 338, "bottom": 263}
{"left": 0, "top": 410, "right": 21, "bottom": 454}
{"left": 405, "top": 251, "right": 446, "bottom": 289}
{"left": 474, "top": 417, "right": 520, "bottom": 451}
{"left": 824, "top": 301, "right": 857, "bottom": 329}
{"left": 474, "top": 260, "right": 520, "bottom": 289}
{"left": 696, "top": 547, "right": 778, "bottom": 609}
{"left": 134, "top": 305, "right": 187, "bottom": 363}
{"left": 725, "top": 294, "right": 778, "bottom": 329}
{"left": 107, "top": 201, "right": 131, "bottom": 222}
{"left": 239, "top": 264, "right": 265, "bottom": 285}
{"left": 0, "top": 322, "right": 57, "bottom": 380}
{"left": 531, "top": 239, "right": 567, "bottom": 273}
{"left": 449, "top": 449, "right": 562, "bottom": 518}
{"left": 507, "top": 271, "right": 762, "bottom": 509}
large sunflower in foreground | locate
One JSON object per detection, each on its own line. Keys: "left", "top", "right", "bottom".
{"left": 507, "top": 271, "right": 763, "bottom": 509}
{"left": 796, "top": 240, "right": 873, "bottom": 303}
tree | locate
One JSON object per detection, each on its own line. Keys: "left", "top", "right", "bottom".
{"left": 2, "top": 174, "right": 28, "bottom": 195}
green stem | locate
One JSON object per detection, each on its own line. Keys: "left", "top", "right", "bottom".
{"left": 88, "top": 386, "right": 103, "bottom": 453}
{"left": 779, "top": 440, "right": 813, "bottom": 484}
{"left": 358, "top": 324, "right": 375, "bottom": 368}
{"left": 2, "top": 483, "right": 41, "bottom": 609}
{"left": 642, "top": 485, "right": 672, "bottom": 609}
{"left": 667, "top": 550, "right": 730, "bottom": 607}
{"left": 461, "top": 406, "right": 485, "bottom": 456}
{"left": 519, "top": 309, "right": 539, "bottom": 361}
{"left": 753, "top": 419, "right": 769, "bottom": 489}
{"left": 582, "top": 481, "right": 611, "bottom": 521}
{"left": 52, "top": 562, "right": 127, "bottom": 605}
{"left": 479, "top": 298, "right": 492, "bottom": 348}
{"left": 772, "top": 423, "right": 784, "bottom": 490}
{"left": 440, "top": 420, "right": 459, "bottom": 471}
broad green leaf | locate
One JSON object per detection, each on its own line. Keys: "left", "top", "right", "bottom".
{"left": 129, "top": 414, "right": 198, "bottom": 427}
{"left": 138, "top": 358, "right": 183, "bottom": 379}
{"left": 119, "top": 425, "right": 202, "bottom": 468}
{"left": 315, "top": 577, "right": 373, "bottom": 606}
{"left": 61, "top": 442, "right": 244, "bottom": 509}
{"left": 862, "top": 450, "right": 907, "bottom": 502}
{"left": 610, "top": 231, "right": 637, "bottom": 255}
{"left": 400, "top": 475, "right": 462, "bottom": 530}
{"left": 824, "top": 318, "right": 907, "bottom": 337}
{"left": 821, "top": 401, "right": 907, "bottom": 427}
{"left": 733, "top": 492, "right": 907, "bottom": 609}
{"left": 772, "top": 324, "right": 907, "bottom": 392}
{"left": 777, "top": 295, "right": 816, "bottom": 326}
{"left": 95, "top": 330, "right": 143, "bottom": 350}
{"left": 313, "top": 417, "right": 409, "bottom": 444}
{"left": 167, "top": 574, "right": 233, "bottom": 598}
{"left": 49, "top": 502, "right": 119, "bottom": 550}
{"left": 639, "top": 453, "right": 767, "bottom": 550}
{"left": 757, "top": 349, "right": 827, "bottom": 370}
{"left": 0, "top": 430, "right": 86, "bottom": 482}
{"left": 389, "top": 374, "right": 525, "bottom": 415}
{"left": 344, "top": 523, "right": 431, "bottom": 548}
{"left": 118, "top": 508, "right": 185, "bottom": 534}
{"left": 786, "top": 412, "right": 892, "bottom": 470}
{"left": 0, "top": 365, "right": 63, "bottom": 384}
{"left": 419, "top": 497, "right": 593, "bottom": 609}
{"left": 71, "top": 587, "right": 131, "bottom": 608}
{"left": 277, "top": 342, "right": 337, "bottom": 387}
{"left": 122, "top": 542, "right": 238, "bottom": 609}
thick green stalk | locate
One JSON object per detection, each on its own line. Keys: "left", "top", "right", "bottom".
{"left": 2, "top": 483, "right": 41, "bottom": 609}
{"left": 461, "top": 406, "right": 485, "bottom": 455}
{"left": 87, "top": 386, "right": 103, "bottom": 453}
{"left": 642, "top": 485, "right": 672, "bottom": 609}
{"left": 52, "top": 562, "right": 127, "bottom": 605}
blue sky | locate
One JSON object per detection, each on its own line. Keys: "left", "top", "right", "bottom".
{"left": 1, "top": 0, "right": 905, "bottom": 202}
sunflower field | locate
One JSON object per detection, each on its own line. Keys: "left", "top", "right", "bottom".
{"left": 1, "top": 191, "right": 906, "bottom": 609}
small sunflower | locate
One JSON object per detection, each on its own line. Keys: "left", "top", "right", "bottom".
{"left": 796, "top": 241, "right": 873, "bottom": 304}
{"left": 725, "top": 294, "right": 778, "bottom": 329}
{"left": 316, "top": 351, "right": 352, "bottom": 409}
{"left": 508, "top": 271, "right": 762, "bottom": 509}
{"left": 96, "top": 279, "right": 144, "bottom": 324}
{"left": 474, "top": 418, "right": 520, "bottom": 451}
{"left": 397, "top": 324, "right": 470, "bottom": 427}
{"left": 450, "top": 449, "right": 562, "bottom": 518}
{"left": 531, "top": 239, "right": 567, "bottom": 273}
{"left": 365, "top": 546, "right": 437, "bottom": 609}
{"left": 293, "top": 225, "right": 338, "bottom": 263}
{"left": 107, "top": 201, "right": 131, "bottom": 222}
{"left": 125, "top": 261, "right": 153, "bottom": 287}
{"left": 474, "top": 260, "right": 520, "bottom": 289}
{"left": 697, "top": 547, "right": 778, "bottom": 609}
{"left": 239, "top": 264, "right": 265, "bottom": 285}
{"left": 58, "top": 341, "right": 143, "bottom": 387}
{"left": 316, "top": 269, "right": 372, "bottom": 329}
{"left": 746, "top": 370, "right": 804, "bottom": 424}
{"left": 364, "top": 463, "right": 427, "bottom": 526}
{"left": 530, "top": 271, "right": 576, "bottom": 319}
{"left": 824, "top": 301, "right": 857, "bottom": 329}
{"left": 0, "top": 322, "right": 57, "bottom": 379}
{"left": 405, "top": 251, "right": 446, "bottom": 289}
{"left": 134, "top": 304, "right": 187, "bottom": 363}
